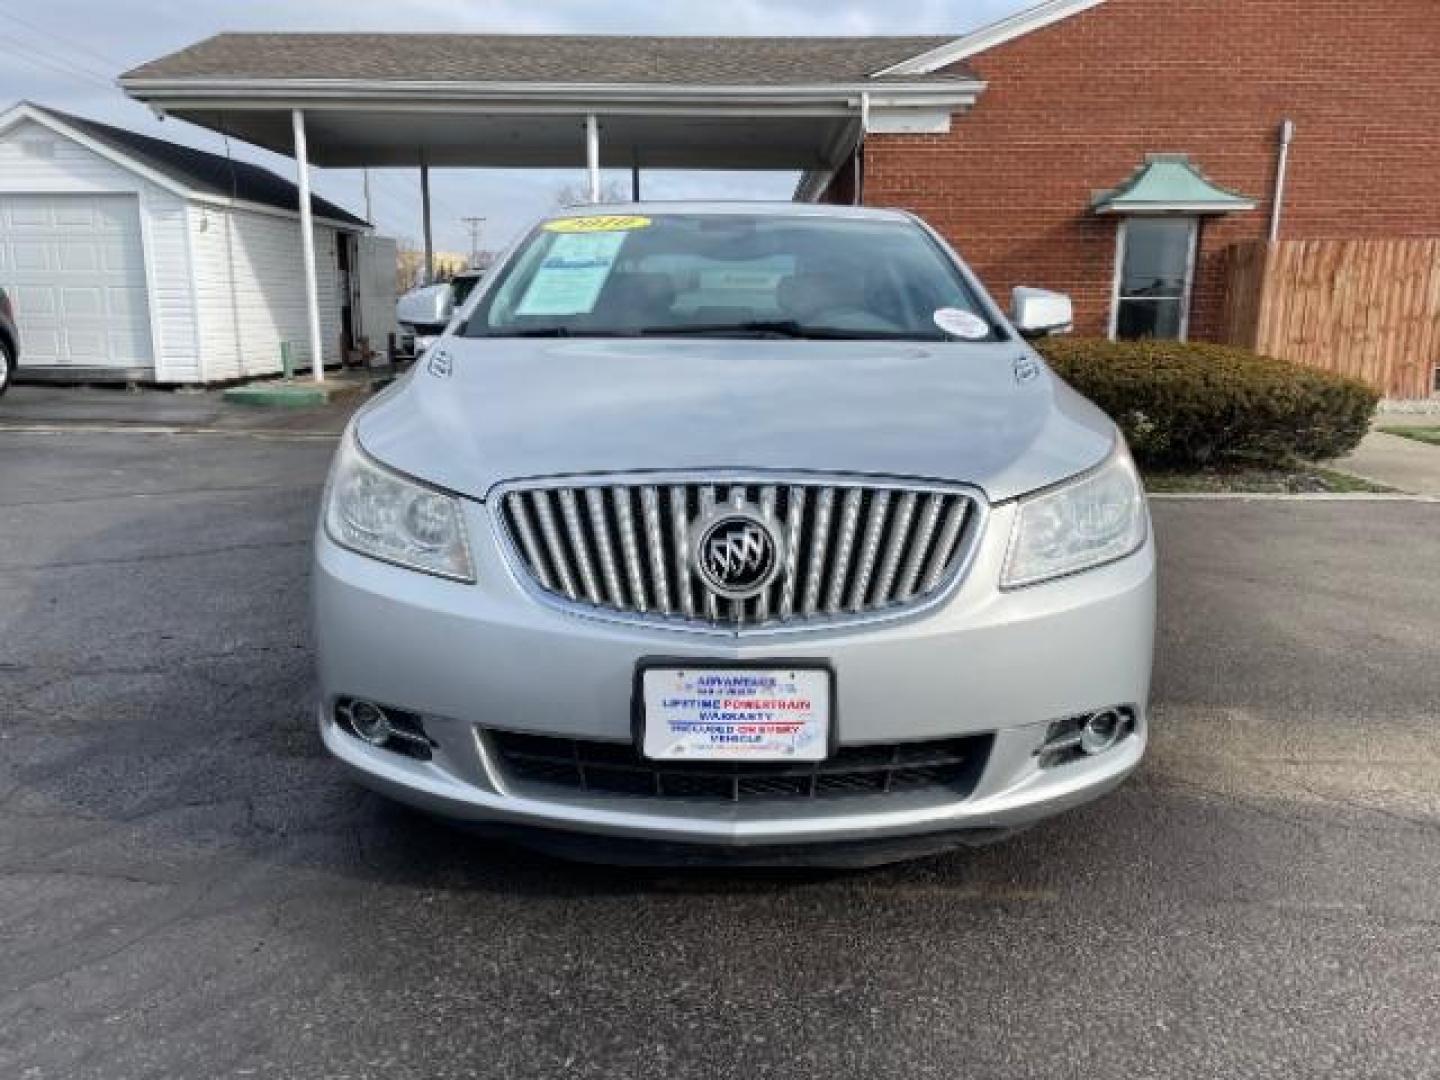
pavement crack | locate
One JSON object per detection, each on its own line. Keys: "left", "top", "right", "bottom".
{"left": 0, "top": 480, "right": 314, "bottom": 509}
{"left": 0, "top": 538, "right": 309, "bottom": 573}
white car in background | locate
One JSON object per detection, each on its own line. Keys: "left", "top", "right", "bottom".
{"left": 395, "top": 271, "right": 484, "bottom": 360}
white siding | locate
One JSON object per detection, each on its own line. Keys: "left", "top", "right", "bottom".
{"left": 0, "top": 117, "right": 199, "bottom": 380}
{"left": 189, "top": 203, "right": 346, "bottom": 380}
{"left": 144, "top": 196, "right": 200, "bottom": 381}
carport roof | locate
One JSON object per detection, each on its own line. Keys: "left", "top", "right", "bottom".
{"left": 120, "top": 34, "right": 986, "bottom": 171}
{"left": 121, "top": 33, "right": 975, "bottom": 86}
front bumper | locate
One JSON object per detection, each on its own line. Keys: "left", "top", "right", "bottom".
{"left": 313, "top": 497, "right": 1155, "bottom": 855}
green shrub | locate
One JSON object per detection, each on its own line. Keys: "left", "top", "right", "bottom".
{"left": 1036, "top": 338, "right": 1379, "bottom": 469}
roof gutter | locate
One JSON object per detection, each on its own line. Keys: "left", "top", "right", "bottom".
{"left": 119, "top": 76, "right": 985, "bottom": 110}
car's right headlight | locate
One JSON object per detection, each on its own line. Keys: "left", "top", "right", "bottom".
{"left": 1001, "top": 447, "right": 1148, "bottom": 589}
{"left": 323, "top": 430, "right": 474, "bottom": 582}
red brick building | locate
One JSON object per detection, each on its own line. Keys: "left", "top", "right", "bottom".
{"left": 816, "top": 0, "right": 1440, "bottom": 369}
{"left": 123, "top": 12, "right": 1440, "bottom": 395}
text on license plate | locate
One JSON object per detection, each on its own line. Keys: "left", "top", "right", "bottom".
{"left": 640, "top": 666, "right": 830, "bottom": 762}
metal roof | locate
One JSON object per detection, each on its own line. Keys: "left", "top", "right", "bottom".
{"left": 1093, "top": 155, "right": 1256, "bottom": 215}
{"left": 121, "top": 33, "right": 972, "bottom": 86}
{"left": 23, "top": 103, "right": 368, "bottom": 227}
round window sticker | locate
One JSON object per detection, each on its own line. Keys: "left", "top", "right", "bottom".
{"left": 933, "top": 308, "right": 991, "bottom": 341}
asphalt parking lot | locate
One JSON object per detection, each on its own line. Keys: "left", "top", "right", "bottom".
{"left": 2, "top": 430, "right": 1438, "bottom": 1079}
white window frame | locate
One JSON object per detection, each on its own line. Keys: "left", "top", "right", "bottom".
{"left": 1108, "top": 215, "right": 1200, "bottom": 342}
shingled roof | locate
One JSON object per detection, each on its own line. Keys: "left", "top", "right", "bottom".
{"left": 26, "top": 104, "right": 367, "bottom": 228}
{"left": 122, "top": 33, "right": 974, "bottom": 86}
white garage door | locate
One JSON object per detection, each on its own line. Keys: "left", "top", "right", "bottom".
{"left": 0, "top": 194, "right": 153, "bottom": 369}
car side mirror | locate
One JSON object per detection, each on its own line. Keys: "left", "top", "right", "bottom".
{"left": 396, "top": 283, "right": 455, "bottom": 327}
{"left": 1011, "top": 287, "right": 1073, "bottom": 338}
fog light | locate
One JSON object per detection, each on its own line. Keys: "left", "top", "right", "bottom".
{"left": 349, "top": 700, "right": 393, "bottom": 746}
{"left": 1080, "top": 709, "right": 1124, "bottom": 756}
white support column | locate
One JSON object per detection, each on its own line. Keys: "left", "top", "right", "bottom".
{"left": 586, "top": 114, "right": 601, "bottom": 203}
{"left": 420, "top": 156, "right": 434, "bottom": 284}
{"left": 291, "top": 109, "right": 325, "bottom": 383}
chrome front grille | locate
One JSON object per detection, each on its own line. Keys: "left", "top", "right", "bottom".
{"left": 497, "top": 477, "right": 981, "bottom": 631}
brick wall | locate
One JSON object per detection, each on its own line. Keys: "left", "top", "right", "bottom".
{"left": 859, "top": 0, "right": 1440, "bottom": 339}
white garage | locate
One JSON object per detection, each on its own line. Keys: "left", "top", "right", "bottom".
{"left": 0, "top": 102, "right": 396, "bottom": 384}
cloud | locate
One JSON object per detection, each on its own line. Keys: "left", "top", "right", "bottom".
{"left": 0, "top": 0, "right": 1026, "bottom": 251}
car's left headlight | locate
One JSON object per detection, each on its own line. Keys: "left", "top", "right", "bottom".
{"left": 1002, "top": 447, "right": 1148, "bottom": 589}
{"left": 323, "top": 431, "right": 474, "bottom": 582}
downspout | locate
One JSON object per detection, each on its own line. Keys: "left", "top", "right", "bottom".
{"left": 1269, "top": 119, "right": 1295, "bottom": 243}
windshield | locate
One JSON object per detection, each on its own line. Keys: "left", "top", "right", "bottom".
{"left": 462, "top": 213, "right": 1004, "bottom": 342}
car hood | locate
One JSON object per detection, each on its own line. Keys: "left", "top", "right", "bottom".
{"left": 355, "top": 338, "right": 1117, "bottom": 504}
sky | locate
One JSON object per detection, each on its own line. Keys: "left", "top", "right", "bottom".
{"left": 0, "top": 0, "right": 1028, "bottom": 255}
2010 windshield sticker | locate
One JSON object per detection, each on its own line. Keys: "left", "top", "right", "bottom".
{"left": 515, "top": 231, "right": 629, "bottom": 317}
{"left": 543, "top": 215, "right": 651, "bottom": 234}
{"left": 933, "top": 308, "right": 991, "bottom": 341}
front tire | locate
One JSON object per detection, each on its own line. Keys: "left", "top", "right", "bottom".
{"left": 0, "top": 339, "right": 12, "bottom": 397}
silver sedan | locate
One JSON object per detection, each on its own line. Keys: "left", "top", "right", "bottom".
{"left": 312, "top": 203, "right": 1155, "bottom": 866}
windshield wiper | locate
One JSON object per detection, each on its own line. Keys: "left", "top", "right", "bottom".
{"left": 637, "top": 320, "right": 816, "bottom": 339}
{"left": 472, "top": 327, "right": 637, "bottom": 339}
{"left": 637, "top": 321, "right": 948, "bottom": 342}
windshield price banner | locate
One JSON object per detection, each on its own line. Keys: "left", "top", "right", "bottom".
{"left": 640, "top": 667, "right": 831, "bottom": 762}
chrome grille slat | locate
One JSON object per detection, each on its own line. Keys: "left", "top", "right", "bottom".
{"left": 848, "top": 490, "right": 891, "bottom": 612}
{"left": 669, "top": 485, "right": 694, "bottom": 618}
{"left": 500, "top": 478, "right": 979, "bottom": 632}
{"left": 612, "top": 488, "right": 648, "bottom": 613}
{"left": 698, "top": 486, "right": 720, "bottom": 621}
{"left": 586, "top": 487, "right": 625, "bottom": 606}
{"left": 557, "top": 489, "right": 601, "bottom": 604}
{"left": 778, "top": 486, "right": 807, "bottom": 619}
{"left": 826, "top": 488, "right": 864, "bottom": 613}
{"left": 802, "top": 487, "right": 835, "bottom": 616}
{"left": 895, "top": 493, "right": 946, "bottom": 602}
{"left": 506, "top": 492, "right": 555, "bottom": 592}
{"left": 871, "top": 491, "right": 917, "bottom": 606}
{"left": 922, "top": 498, "right": 970, "bottom": 592}
{"left": 640, "top": 486, "right": 671, "bottom": 614}
{"left": 531, "top": 490, "right": 578, "bottom": 600}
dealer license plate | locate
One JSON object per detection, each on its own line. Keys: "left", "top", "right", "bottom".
{"left": 639, "top": 666, "right": 832, "bottom": 762}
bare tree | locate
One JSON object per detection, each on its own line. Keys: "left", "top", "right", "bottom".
{"left": 553, "top": 178, "right": 630, "bottom": 208}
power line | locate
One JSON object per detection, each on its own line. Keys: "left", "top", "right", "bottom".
{"left": 0, "top": 33, "right": 118, "bottom": 93}
{"left": 0, "top": 6, "right": 131, "bottom": 75}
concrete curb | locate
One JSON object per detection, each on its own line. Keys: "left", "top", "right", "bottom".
{"left": 4, "top": 425, "right": 1438, "bottom": 500}
{"left": 0, "top": 423, "right": 340, "bottom": 440}
{"left": 1148, "top": 492, "right": 1440, "bottom": 503}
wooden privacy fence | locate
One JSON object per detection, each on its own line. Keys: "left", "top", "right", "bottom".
{"left": 1220, "top": 238, "right": 1440, "bottom": 399}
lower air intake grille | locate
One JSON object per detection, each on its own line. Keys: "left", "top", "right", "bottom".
{"left": 497, "top": 478, "right": 980, "bottom": 631}
{"left": 489, "top": 731, "right": 993, "bottom": 804}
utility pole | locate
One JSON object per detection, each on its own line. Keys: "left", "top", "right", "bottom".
{"left": 362, "top": 169, "right": 373, "bottom": 224}
{"left": 462, "top": 216, "right": 486, "bottom": 268}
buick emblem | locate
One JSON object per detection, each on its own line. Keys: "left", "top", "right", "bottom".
{"left": 693, "top": 507, "right": 782, "bottom": 600}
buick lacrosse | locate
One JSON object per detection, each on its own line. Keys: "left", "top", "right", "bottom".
{"left": 313, "top": 203, "right": 1155, "bottom": 866}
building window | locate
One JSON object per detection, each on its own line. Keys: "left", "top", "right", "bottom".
{"left": 1110, "top": 217, "right": 1198, "bottom": 341}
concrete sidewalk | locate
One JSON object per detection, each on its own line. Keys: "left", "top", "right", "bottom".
{"left": 0, "top": 379, "right": 373, "bottom": 436}
{"left": 1336, "top": 427, "right": 1440, "bottom": 495}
